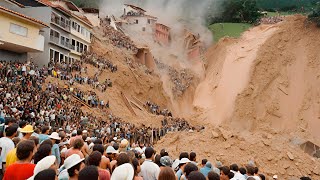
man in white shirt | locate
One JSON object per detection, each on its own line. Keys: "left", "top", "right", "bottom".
{"left": 139, "top": 147, "right": 160, "bottom": 180}
{"left": 0, "top": 124, "right": 18, "bottom": 172}
{"left": 230, "top": 164, "right": 246, "bottom": 180}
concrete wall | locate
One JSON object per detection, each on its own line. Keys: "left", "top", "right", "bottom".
{"left": 0, "top": 49, "right": 27, "bottom": 62}
{"left": 125, "top": 16, "right": 155, "bottom": 34}
{"left": 21, "top": 7, "right": 73, "bottom": 66}
{"left": 19, "top": 7, "right": 52, "bottom": 66}
{"left": 0, "top": 10, "right": 45, "bottom": 52}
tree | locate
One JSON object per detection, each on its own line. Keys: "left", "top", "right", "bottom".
{"left": 220, "top": 0, "right": 261, "bottom": 23}
{"left": 308, "top": 1, "right": 320, "bottom": 27}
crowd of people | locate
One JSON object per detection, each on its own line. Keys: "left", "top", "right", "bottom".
{"left": 145, "top": 101, "right": 172, "bottom": 117}
{"left": 100, "top": 17, "right": 138, "bottom": 54}
{"left": 259, "top": 16, "right": 284, "bottom": 24}
{"left": 0, "top": 122, "right": 313, "bottom": 180}
{"left": 155, "top": 59, "right": 194, "bottom": 97}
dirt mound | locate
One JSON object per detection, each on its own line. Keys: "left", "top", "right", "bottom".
{"left": 154, "top": 127, "right": 320, "bottom": 179}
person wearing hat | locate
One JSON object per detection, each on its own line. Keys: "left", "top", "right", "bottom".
{"left": 20, "top": 125, "right": 34, "bottom": 140}
{"left": 27, "top": 155, "right": 56, "bottom": 180}
{"left": 106, "top": 146, "right": 118, "bottom": 172}
{"left": 0, "top": 123, "right": 18, "bottom": 173}
{"left": 111, "top": 163, "right": 134, "bottom": 180}
{"left": 49, "top": 132, "right": 61, "bottom": 166}
{"left": 58, "top": 154, "right": 85, "bottom": 180}
{"left": 176, "top": 158, "right": 191, "bottom": 180}
{"left": 159, "top": 156, "right": 173, "bottom": 170}
{"left": 139, "top": 147, "right": 160, "bottom": 180}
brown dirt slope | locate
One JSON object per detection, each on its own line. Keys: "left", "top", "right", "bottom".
{"left": 156, "top": 15, "right": 320, "bottom": 179}
{"left": 231, "top": 15, "right": 320, "bottom": 138}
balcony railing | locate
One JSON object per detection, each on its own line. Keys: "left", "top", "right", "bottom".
{"left": 51, "top": 18, "right": 71, "bottom": 31}
{"left": 50, "top": 35, "right": 72, "bottom": 50}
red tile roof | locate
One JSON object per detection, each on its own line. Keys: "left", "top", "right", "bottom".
{"left": 0, "top": 5, "right": 49, "bottom": 27}
{"left": 37, "top": 0, "right": 93, "bottom": 27}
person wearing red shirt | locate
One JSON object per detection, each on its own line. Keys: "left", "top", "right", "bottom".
{"left": 3, "top": 140, "right": 36, "bottom": 180}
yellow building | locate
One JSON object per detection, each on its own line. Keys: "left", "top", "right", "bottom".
{"left": 0, "top": 5, "right": 48, "bottom": 61}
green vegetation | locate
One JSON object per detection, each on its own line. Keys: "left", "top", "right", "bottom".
{"left": 69, "top": 0, "right": 100, "bottom": 8}
{"left": 308, "top": 1, "right": 320, "bottom": 27}
{"left": 256, "top": 0, "right": 318, "bottom": 12}
{"left": 208, "top": 23, "right": 252, "bottom": 42}
{"left": 265, "top": 11, "right": 295, "bottom": 17}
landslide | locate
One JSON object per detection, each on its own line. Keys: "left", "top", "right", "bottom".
{"left": 156, "top": 15, "right": 320, "bottom": 179}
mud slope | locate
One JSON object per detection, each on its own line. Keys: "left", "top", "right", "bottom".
{"left": 194, "top": 15, "right": 320, "bottom": 139}
{"left": 231, "top": 15, "right": 320, "bottom": 138}
{"left": 194, "top": 22, "right": 278, "bottom": 125}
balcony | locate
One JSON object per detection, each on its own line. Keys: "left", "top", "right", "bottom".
{"left": 49, "top": 35, "right": 72, "bottom": 50}
{"left": 51, "top": 18, "right": 71, "bottom": 32}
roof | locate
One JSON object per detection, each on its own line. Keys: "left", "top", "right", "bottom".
{"left": 145, "top": 14, "right": 157, "bottom": 19}
{"left": 82, "top": 8, "right": 99, "bottom": 14}
{"left": 124, "top": 4, "right": 146, "bottom": 13}
{"left": 65, "top": 1, "right": 80, "bottom": 12}
{"left": 37, "top": 0, "right": 92, "bottom": 27}
{"left": 0, "top": 5, "right": 49, "bottom": 27}
{"left": 72, "top": 13, "right": 93, "bottom": 27}
{"left": 156, "top": 23, "right": 170, "bottom": 29}
{"left": 6, "top": 0, "right": 24, "bottom": 8}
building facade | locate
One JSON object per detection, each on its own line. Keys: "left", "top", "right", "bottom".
{"left": 0, "top": 1, "right": 48, "bottom": 62}
{"left": 154, "top": 23, "right": 170, "bottom": 46}
{"left": 13, "top": 0, "right": 92, "bottom": 65}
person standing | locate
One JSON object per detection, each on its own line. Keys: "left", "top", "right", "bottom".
{"left": 3, "top": 140, "right": 36, "bottom": 180}
{"left": 0, "top": 124, "right": 18, "bottom": 174}
{"left": 139, "top": 147, "right": 160, "bottom": 180}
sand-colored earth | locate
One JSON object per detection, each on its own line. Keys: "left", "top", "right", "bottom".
{"left": 155, "top": 15, "right": 320, "bottom": 179}
{"left": 50, "top": 15, "right": 320, "bottom": 179}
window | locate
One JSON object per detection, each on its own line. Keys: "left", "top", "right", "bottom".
{"left": 142, "top": 27, "right": 145, "bottom": 31}
{"left": 60, "top": 36, "right": 65, "bottom": 44}
{"left": 60, "top": 54, "right": 64, "bottom": 62}
{"left": 136, "top": 20, "right": 138, "bottom": 24}
{"left": 148, "top": 19, "right": 151, "bottom": 24}
{"left": 10, "top": 23, "right": 28, "bottom": 37}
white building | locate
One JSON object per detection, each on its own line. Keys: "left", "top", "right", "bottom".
{"left": 121, "top": 4, "right": 157, "bottom": 34}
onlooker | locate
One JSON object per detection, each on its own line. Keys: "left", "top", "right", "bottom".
{"left": 188, "top": 171, "right": 206, "bottom": 180}
{"left": 3, "top": 140, "right": 36, "bottom": 180}
{"left": 88, "top": 151, "right": 110, "bottom": 180}
{"left": 65, "top": 138, "right": 84, "bottom": 158}
{"left": 79, "top": 165, "right": 99, "bottom": 180}
{"left": 208, "top": 171, "right": 220, "bottom": 180}
{"left": 58, "top": 154, "right": 85, "bottom": 180}
{"left": 132, "top": 158, "right": 143, "bottom": 180}
{"left": 158, "top": 166, "right": 176, "bottom": 180}
{"left": 139, "top": 147, "right": 160, "bottom": 180}
{"left": 49, "top": 132, "right": 61, "bottom": 165}
{"left": 34, "top": 169, "right": 57, "bottom": 180}
{"left": 0, "top": 123, "right": 18, "bottom": 172}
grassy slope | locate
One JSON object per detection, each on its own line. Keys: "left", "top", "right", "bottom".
{"left": 208, "top": 23, "right": 252, "bottom": 42}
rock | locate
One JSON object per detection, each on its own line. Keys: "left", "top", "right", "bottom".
{"left": 262, "top": 139, "right": 271, "bottom": 146}
{"left": 211, "top": 131, "right": 219, "bottom": 138}
{"left": 224, "top": 144, "right": 231, "bottom": 149}
{"left": 287, "top": 152, "right": 295, "bottom": 161}
{"left": 313, "top": 166, "right": 320, "bottom": 175}
{"left": 267, "top": 134, "right": 273, "bottom": 139}
{"left": 218, "top": 128, "right": 232, "bottom": 140}
{"left": 267, "top": 155, "right": 273, "bottom": 161}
